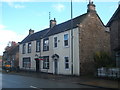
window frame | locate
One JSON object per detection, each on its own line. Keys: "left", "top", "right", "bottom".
{"left": 54, "top": 37, "right": 57, "bottom": 48}
{"left": 43, "top": 38, "right": 49, "bottom": 51}
{"left": 64, "top": 34, "right": 69, "bottom": 47}
{"left": 43, "top": 56, "right": 49, "bottom": 69}
{"left": 23, "top": 57, "right": 31, "bottom": 68}
{"left": 22, "top": 44, "right": 26, "bottom": 54}
{"left": 65, "top": 57, "right": 69, "bottom": 69}
{"left": 28, "top": 42, "right": 32, "bottom": 53}
{"left": 36, "top": 40, "right": 41, "bottom": 52}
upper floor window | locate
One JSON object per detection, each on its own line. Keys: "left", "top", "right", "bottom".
{"left": 43, "top": 38, "right": 49, "bottom": 51}
{"left": 22, "top": 44, "right": 26, "bottom": 54}
{"left": 36, "top": 40, "right": 40, "bottom": 52}
{"left": 65, "top": 57, "right": 69, "bottom": 69}
{"left": 54, "top": 37, "right": 57, "bottom": 48}
{"left": 28, "top": 42, "right": 31, "bottom": 53}
{"left": 43, "top": 56, "right": 49, "bottom": 69}
{"left": 64, "top": 34, "right": 69, "bottom": 46}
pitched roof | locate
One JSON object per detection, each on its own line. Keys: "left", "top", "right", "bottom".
{"left": 106, "top": 5, "right": 120, "bottom": 27}
{"left": 20, "top": 28, "right": 49, "bottom": 44}
{"left": 20, "top": 13, "right": 87, "bottom": 44}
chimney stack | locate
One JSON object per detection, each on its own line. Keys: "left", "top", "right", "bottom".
{"left": 29, "top": 29, "right": 34, "bottom": 35}
{"left": 50, "top": 18, "right": 56, "bottom": 28}
{"left": 87, "top": 0, "right": 96, "bottom": 12}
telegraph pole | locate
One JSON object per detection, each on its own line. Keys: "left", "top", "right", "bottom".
{"left": 71, "top": 0, "right": 73, "bottom": 75}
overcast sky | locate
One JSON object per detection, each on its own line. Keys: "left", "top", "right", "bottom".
{"left": 0, "top": 0, "right": 119, "bottom": 55}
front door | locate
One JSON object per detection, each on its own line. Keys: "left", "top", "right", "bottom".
{"left": 54, "top": 59, "right": 58, "bottom": 74}
{"left": 36, "top": 60, "right": 39, "bottom": 72}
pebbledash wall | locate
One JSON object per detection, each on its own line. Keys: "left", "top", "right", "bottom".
{"left": 19, "top": 28, "right": 80, "bottom": 75}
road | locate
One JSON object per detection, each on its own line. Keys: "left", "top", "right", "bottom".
{"left": 1, "top": 72, "right": 97, "bottom": 89}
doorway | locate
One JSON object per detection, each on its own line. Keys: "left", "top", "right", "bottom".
{"left": 36, "top": 60, "right": 39, "bottom": 72}
{"left": 54, "top": 59, "right": 58, "bottom": 74}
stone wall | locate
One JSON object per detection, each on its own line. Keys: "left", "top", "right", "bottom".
{"left": 79, "top": 12, "right": 110, "bottom": 75}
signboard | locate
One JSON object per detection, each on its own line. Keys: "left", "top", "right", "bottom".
{"left": 34, "top": 57, "right": 44, "bottom": 61}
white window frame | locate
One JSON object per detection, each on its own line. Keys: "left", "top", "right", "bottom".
{"left": 65, "top": 57, "right": 69, "bottom": 69}
{"left": 43, "top": 38, "right": 49, "bottom": 51}
{"left": 23, "top": 57, "right": 31, "bottom": 68}
{"left": 43, "top": 56, "right": 49, "bottom": 69}
{"left": 28, "top": 42, "right": 31, "bottom": 53}
{"left": 54, "top": 37, "right": 57, "bottom": 48}
{"left": 22, "top": 44, "right": 26, "bottom": 54}
{"left": 36, "top": 40, "right": 40, "bottom": 52}
{"left": 64, "top": 34, "right": 69, "bottom": 47}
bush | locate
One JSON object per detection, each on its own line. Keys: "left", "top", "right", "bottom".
{"left": 94, "top": 51, "right": 114, "bottom": 68}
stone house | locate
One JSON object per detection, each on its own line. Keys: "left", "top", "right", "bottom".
{"left": 19, "top": 1, "right": 110, "bottom": 75}
{"left": 106, "top": 4, "right": 120, "bottom": 68}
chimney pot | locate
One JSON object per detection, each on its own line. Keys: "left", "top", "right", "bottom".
{"left": 29, "top": 29, "right": 34, "bottom": 35}
{"left": 50, "top": 18, "right": 56, "bottom": 28}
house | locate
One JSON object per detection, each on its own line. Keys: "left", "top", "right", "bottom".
{"left": 0, "top": 56, "right": 2, "bottom": 67}
{"left": 19, "top": 1, "right": 110, "bottom": 75}
{"left": 106, "top": 4, "right": 120, "bottom": 68}
{"left": 2, "top": 41, "right": 19, "bottom": 69}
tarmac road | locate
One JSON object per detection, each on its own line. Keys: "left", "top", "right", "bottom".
{"left": 2, "top": 72, "right": 97, "bottom": 89}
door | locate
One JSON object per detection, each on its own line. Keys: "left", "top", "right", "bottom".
{"left": 36, "top": 60, "right": 39, "bottom": 72}
{"left": 54, "top": 59, "right": 58, "bottom": 74}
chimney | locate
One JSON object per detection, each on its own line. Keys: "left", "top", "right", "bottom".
{"left": 50, "top": 18, "right": 56, "bottom": 28}
{"left": 29, "top": 29, "right": 34, "bottom": 35}
{"left": 87, "top": 0, "right": 96, "bottom": 12}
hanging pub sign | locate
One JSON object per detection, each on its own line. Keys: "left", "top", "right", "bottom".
{"left": 34, "top": 57, "right": 44, "bottom": 60}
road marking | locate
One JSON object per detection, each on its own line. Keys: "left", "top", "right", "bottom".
{"left": 30, "top": 85, "right": 37, "bottom": 88}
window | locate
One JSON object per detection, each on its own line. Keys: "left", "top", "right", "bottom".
{"left": 65, "top": 57, "right": 69, "bottom": 69}
{"left": 23, "top": 57, "right": 31, "bottom": 68}
{"left": 28, "top": 42, "right": 31, "bottom": 53}
{"left": 43, "top": 56, "right": 49, "bottom": 69}
{"left": 22, "top": 44, "right": 26, "bottom": 54}
{"left": 54, "top": 37, "right": 57, "bottom": 48}
{"left": 36, "top": 40, "right": 40, "bottom": 52}
{"left": 64, "top": 34, "right": 69, "bottom": 46}
{"left": 43, "top": 38, "right": 49, "bottom": 51}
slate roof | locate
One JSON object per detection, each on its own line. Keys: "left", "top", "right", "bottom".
{"left": 20, "top": 13, "right": 87, "bottom": 44}
{"left": 106, "top": 5, "right": 120, "bottom": 27}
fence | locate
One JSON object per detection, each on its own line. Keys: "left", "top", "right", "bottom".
{"left": 97, "top": 67, "right": 120, "bottom": 78}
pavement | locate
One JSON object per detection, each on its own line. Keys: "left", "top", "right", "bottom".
{"left": 1, "top": 69, "right": 120, "bottom": 89}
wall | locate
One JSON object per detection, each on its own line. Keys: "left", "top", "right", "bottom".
{"left": 79, "top": 12, "right": 110, "bottom": 75}
{"left": 19, "top": 27, "right": 80, "bottom": 75}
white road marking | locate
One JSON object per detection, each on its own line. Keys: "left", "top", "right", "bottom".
{"left": 30, "top": 85, "right": 37, "bottom": 88}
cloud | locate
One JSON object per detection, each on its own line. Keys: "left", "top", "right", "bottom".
{"left": 8, "top": 2, "right": 25, "bottom": 8}
{"left": 53, "top": 3, "right": 65, "bottom": 12}
{"left": 0, "top": 24, "right": 27, "bottom": 55}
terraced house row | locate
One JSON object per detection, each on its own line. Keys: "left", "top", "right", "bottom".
{"left": 19, "top": 1, "right": 110, "bottom": 76}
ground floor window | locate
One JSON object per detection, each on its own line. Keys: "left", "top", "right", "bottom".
{"left": 43, "top": 56, "right": 49, "bottom": 69}
{"left": 65, "top": 57, "right": 69, "bottom": 69}
{"left": 23, "top": 57, "right": 31, "bottom": 68}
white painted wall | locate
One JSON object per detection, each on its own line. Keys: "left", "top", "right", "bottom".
{"left": 19, "top": 27, "right": 80, "bottom": 75}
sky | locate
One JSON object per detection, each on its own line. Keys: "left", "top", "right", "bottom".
{"left": 0, "top": 0, "right": 119, "bottom": 55}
